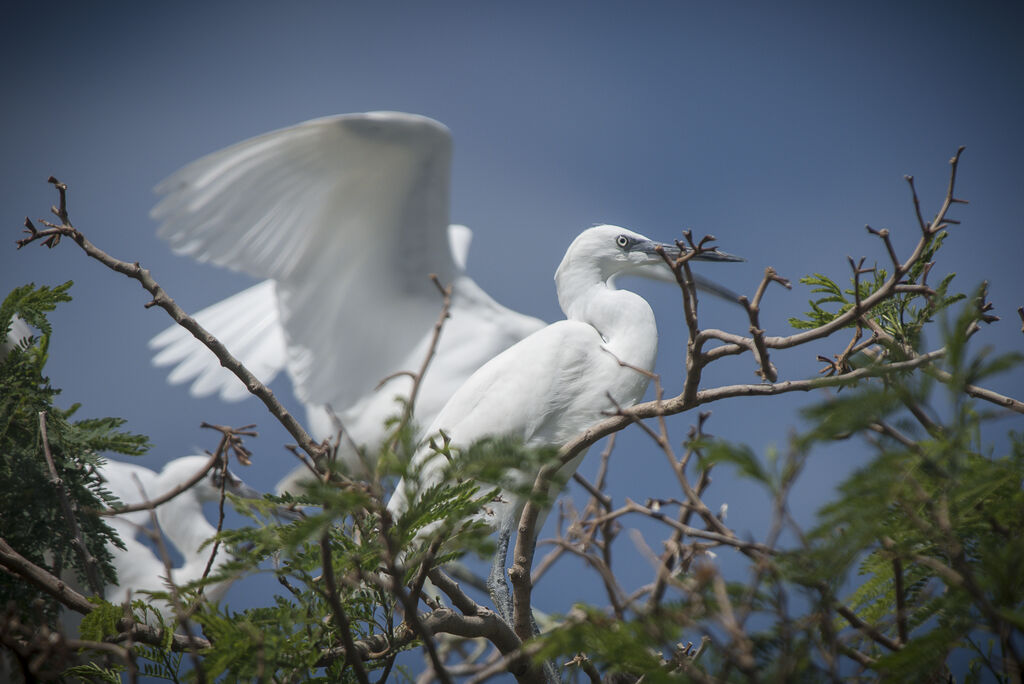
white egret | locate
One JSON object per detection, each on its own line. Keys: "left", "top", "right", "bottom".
{"left": 147, "top": 112, "right": 740, "bottom": 487}
{"left": 387, "top": 224, "right": 743, "bottom": 620}
{"left": 100, "top": 455, "right": 261, "bottom": 620}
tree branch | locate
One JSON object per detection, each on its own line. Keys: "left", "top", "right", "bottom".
{"left": 19, "top": 178, "right": 324, "bottom": 462}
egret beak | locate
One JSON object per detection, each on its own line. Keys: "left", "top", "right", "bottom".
{"left": 691, "top": 247, "right": 745, "bottom": 263}
{"left": 648, "top": 241, "right": 683, "bottom": 262}
{"left": 644, "top": 241, "right": 744, "bottom": 263}
{"left": 630, "top": 240, "right": 745, "bottom": 304}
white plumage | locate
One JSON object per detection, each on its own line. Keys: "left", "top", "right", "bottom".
{"left": 1, "top": 316, "right": 32, "bottom": 358}
{"left": 386, "top": 224, "right": 743, "bottom": 618}
{"left": 100, "top": 455, "right": 260, "bottom": 619}
{"left": 148, "top": 112, "right": 741, "bottom": 489}
{"left": 148, "top": 113, "right": 544, "bottom": 481}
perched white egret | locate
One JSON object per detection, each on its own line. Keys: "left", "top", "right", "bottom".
{"left": 387, "top": 224, "right": 743, "bottom": 619}
{"left": 100, "top": 455, "right": 261, "bottom": 620}
{"left": 147, "top": 112, "right": 740, "bottom": 488}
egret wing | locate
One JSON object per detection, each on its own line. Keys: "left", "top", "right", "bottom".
{"left": 149, "top": 280, "right": 287, "bottom": 401}
{"left": 151, "top": 112, "right": 458, "bottom": 408}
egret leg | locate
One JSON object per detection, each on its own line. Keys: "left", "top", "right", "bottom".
{"left": 488, "top": 519, "right": 559, "bottom": 682}
{"left": 486, "top": 515, "right": 514, "bottom": 623}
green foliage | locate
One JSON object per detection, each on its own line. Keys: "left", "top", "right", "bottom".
{"left": 78, "top": 597, "right": 122, "bottom": 642}
{"left": 60, "top": 661, "right": 123, "bottom": 683}
{"left": 4, "top": 223, "right": 1021, "bottom": 682}
{"left": 536, "top": 604, "right": 698, "bottom": 683}
{"left": 789, "top": 231, "right": 965, "bottom": 352}
{"left": 1, "top": 281, "right": 73, "bottom": 340}
{"left": 533, "top": 294, "right": 1023, "bottom": 681}
{"left": 773, "top": 297, "right": 1021, "bottom": 679}
{"left": 143, "top": 422, "right": 565, "bottom": 680}
{"left": 0, "top": 284, "right": 149, "bottom": 624}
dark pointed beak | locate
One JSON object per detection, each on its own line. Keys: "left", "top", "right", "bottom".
{"left": 650, "top": 242, "right": 683, "bottom": 261}
{"left": 691, "top": 247, "right": 744, "bottom": 263}
{"left": 644, "top": 241, "right": 744, "bottom": 263}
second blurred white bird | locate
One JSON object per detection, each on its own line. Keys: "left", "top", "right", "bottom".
{"left": 149, "top": 113, "right": 544, "bottom": 483}
{"left": 101, "top": 455, "right": 260, "bottom": 619}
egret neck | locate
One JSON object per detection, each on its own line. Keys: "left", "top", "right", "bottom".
{"left": 555, "top": 244, "right": 659, "bottom": 377}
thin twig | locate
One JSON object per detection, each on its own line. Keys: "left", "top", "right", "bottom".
{"left": 134, "top": 474, "right": 207, "bottom": 683}
{"left": 320, "top": 527, "right": 371, "bottom": 684}
{"left": 99, "top": 449, "right": 221, "bottom": 516}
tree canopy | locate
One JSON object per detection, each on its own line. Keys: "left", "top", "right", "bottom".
{"left": 2, "top": 155, "right": 1022, "bottom": 682}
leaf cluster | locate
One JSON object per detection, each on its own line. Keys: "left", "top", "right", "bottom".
{"left": 126, "top": 418, "right": 564, "bottom": 680}
{"left": 789, "top": 230, "right": 964, "bottom": 351}
{"left": 0, "top": 284, "right": 149, "bottom": 623}
{"left": 528, "top": 295, "right": 1023, "bottom": 682}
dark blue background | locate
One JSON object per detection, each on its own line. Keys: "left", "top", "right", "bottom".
{"left": 3, "top": 2, "right": 1021, "bottom": 677}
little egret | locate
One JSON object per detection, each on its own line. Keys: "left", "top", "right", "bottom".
{"left": 148, "top": 112, "right": 741, "bottom": 487}
{"left": 387, "top": 224, "right": 743, "bottom": 620}
{"left": 100, "top": 455, "right": 261, "bottom": 620}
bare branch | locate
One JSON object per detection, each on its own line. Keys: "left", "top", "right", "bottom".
{"left": 835, "top": 603, "right": 902, "bottom": 653}
{"left": 19, "top": 178, "right": 324, "bottom": 461}
{"left": 134, "top": 475, "right": 207, "bottom": 681}
{"left": 99, "top": 447, "right": 221, "bottom": 517}
{"left": 0, "top": 535, "right": 212, "bottom": 655}
{"left": 0, "top": 536, "right": 95, "bottom": 614}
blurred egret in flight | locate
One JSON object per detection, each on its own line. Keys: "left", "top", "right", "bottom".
{"left": 148, "top": 112, "right": 740, "bottom": 487}
{"left": 100, "top": 455, "right": 261, "bottom": 620}
{"left": 387, "top": 224, "right": 743, "bottom": 620}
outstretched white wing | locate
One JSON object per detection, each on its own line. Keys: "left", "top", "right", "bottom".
{"left": 149, "top": 280, "right": 287, "bottom": 401}
{"left": 151, "top": 112, "right": 459, "bottom": 408}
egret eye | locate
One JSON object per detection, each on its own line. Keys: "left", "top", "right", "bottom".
{"left": 615, "top": 235, "right": 630, "bottom": 249}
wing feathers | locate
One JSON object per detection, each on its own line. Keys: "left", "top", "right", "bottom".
{"left": 151, "top": 112, "right": 460, "bottom": 408}
{"left": 150, "top": 280, "right": 286, "bottom": 401}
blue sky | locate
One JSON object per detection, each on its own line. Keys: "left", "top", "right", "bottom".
{"left": 2, "top": 0, "right": 1022, "bottom": 672}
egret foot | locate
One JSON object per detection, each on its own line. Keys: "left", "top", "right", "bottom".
{"left": 487, "top": 518, "right": 559, "bottom": 683}
{"left": 486, "top": 516, "right": 515, "bottom": 623}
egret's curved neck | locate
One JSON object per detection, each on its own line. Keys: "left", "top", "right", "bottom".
{"left": 555, "top": 261, "right": 658, "bottom": 369}
{"left": 154, "top": 490, "right": 218, "bottom": 562}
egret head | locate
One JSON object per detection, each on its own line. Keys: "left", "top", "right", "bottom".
{"left": 555, "top": 224, "right": 743, "bottom": 289}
